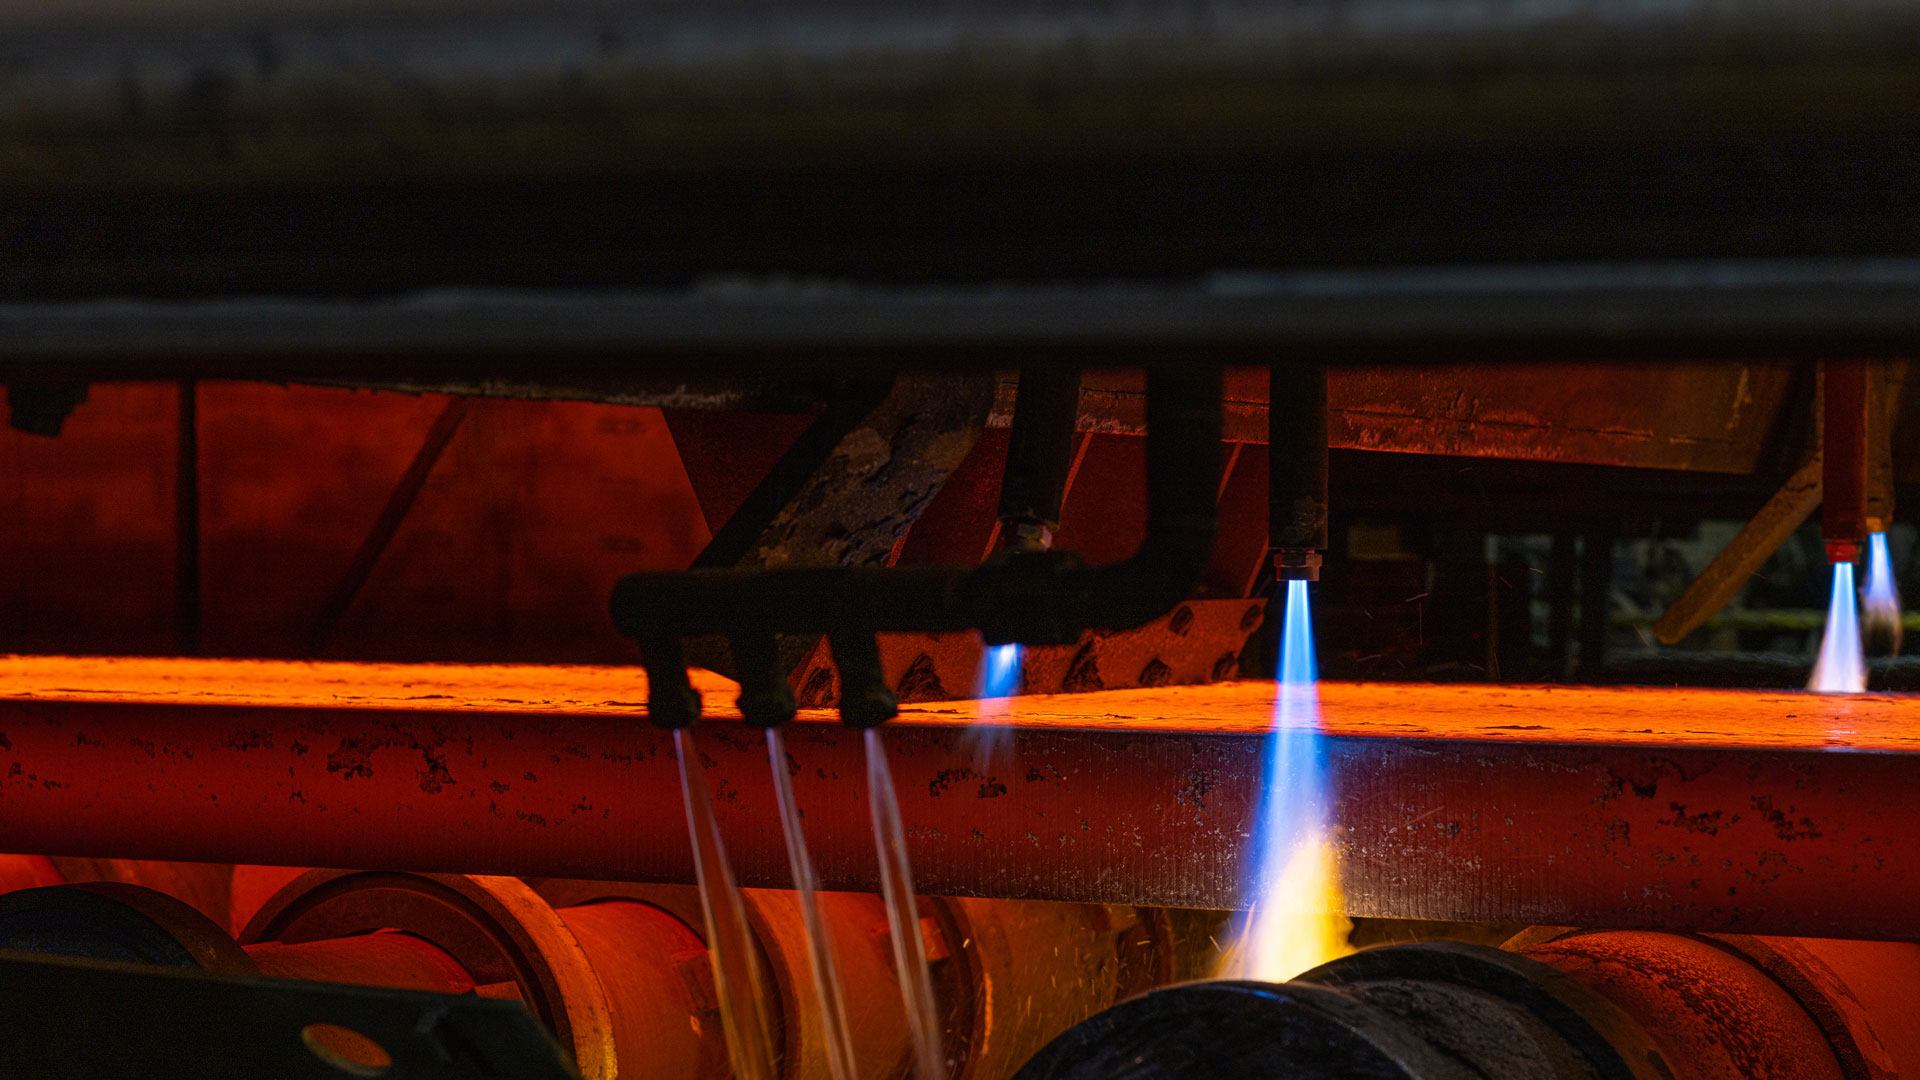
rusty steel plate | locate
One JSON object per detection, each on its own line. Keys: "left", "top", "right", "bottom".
{"left": 995, "top": 364, "right": 1797, "bottom": 474}
{"left": 0, "top": 657, "right": 1915, "bottom": 940}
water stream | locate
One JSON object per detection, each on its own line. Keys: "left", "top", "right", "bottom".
{"left": 865, "top": 727, "right": 945, "bottom": 1079}
{"left": 673, "top": 727, "right": 779, "bottom": 1080}
{"left": 766, "top": 727, "right": 858, "bottom": 1080}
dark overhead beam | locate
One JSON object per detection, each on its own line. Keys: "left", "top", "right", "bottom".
{"left": 7, "top": 0, "right": 1920, "bottom": 186}
{"left": 7, "top": 260, "right": 1920, "bottom": 377}
{"left": 5, "top": 4, "right": 1920, "bottom": 300}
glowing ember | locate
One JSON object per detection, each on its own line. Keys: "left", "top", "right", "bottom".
{"left": 1221, "top": 580, "right": 1352, "bottom": 982}
{"left": 1862, "top": 532, "right": 1904, "bottom": 655}
{"left": 1809, "top": 561, "right": 1868, "bottom": 694}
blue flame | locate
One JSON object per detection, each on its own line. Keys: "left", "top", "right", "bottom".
{"left": 1864, "top": 531, "right": 1901, "bottom": 614}
{"left": 965, "top": 642, "right": 1024, "bottom": 772}
{"left": 1254, "top": 581, "right": 1327, "bottom": 863}
{"left": 1278, "top": 579, "right": 1319, "bottom": 688}
{"left": 978, "top": 643, "right": 1024, "bottom": 699}
{"left": 1224, "top": 580, "right": 1349, "bottom": 979}
{"left": 1809, "top": 561, "right": 1867, "bottom": 694}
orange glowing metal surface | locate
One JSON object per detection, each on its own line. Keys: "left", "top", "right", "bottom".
{"left": 0, "top": 655, "right": 737, "bottom": 717}
{"left": 4, "top": 656, "right": 1920, "bottom": 934}
{"left": 1, "top": 656, "right": 1913, "bottom": 752}
{"left": 962, "top": 680, "right": 1920, "bottom": 750}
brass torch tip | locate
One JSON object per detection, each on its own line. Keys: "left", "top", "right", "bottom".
{"left": 1827, "top": 540, "right": 1861, "bottom": 565}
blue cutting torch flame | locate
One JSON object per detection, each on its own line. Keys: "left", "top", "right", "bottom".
{"left": 1864, "top": 531, "right": 1901, "bottom": 615}
{"left": 1809, "top": 561, "right": 1867, "bottom": 694}
{"left": 979, "top": 643, "right": 1023, "bottom": 699}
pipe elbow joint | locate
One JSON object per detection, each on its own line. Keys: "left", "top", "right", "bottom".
{"left": 1086, "top": 527, "right": 1217, "bottom": 632}
{"left": 973, "top": 549, "right": 1090, "bottom": 646}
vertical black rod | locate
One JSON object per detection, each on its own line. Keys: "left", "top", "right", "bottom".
{"left": 1822, "top": 358, "right": 1869, "bottom": 564}
{"left": 642, "top": 630, "right": 702, "bottom": 729}
{"left": 829, "top": 631, "right": 896, "bottom": 729}
{"left": 729, "top": 627, "right": 797, "bottom": 727}
{"left": 997, "top": 367, "right": 1083, "bottom": 552}
{"left": 175, "top": 378, "right": 201, "bottom": 656}
{"left": 1270, "top": 365, "right": 1329, "bottom": 581}
{"left": 693, "top": 378, "right": 894, "bottom": 569}
{"left": 1124, "top": 365, "right": 1223, "bottom": 577}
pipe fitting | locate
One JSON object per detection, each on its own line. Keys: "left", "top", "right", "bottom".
{"left": 1269, "top": 365, "right": 1329, "bottom": 581}
{"left": 729, "top": 628, "right": 798, "bottom": 728}
{"left": 1823, "top": 359, "right": 1870, "bottom": 557}
{"left": 611, "top": 367, "right": 1222, "bottom": 719}
{"left": 999, "top": 520, "right": 1054, "bottom": 555}
{"left": 1273, "top": 549, "right": 1324, "bottom": 583}
{"left": 829, "top": 631, "right": 898, "bottom": 728}
{"left": 997, "top": 367, "right": 1082, "bottom": 550}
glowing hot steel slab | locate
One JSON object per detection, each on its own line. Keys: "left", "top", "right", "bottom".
{"left": 1, "top": 656, "right": 1916, "bottom": 939}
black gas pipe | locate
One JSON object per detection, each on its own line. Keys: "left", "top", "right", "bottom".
{"left": 613, "top": 365, "right": 1221, "bottom": 729}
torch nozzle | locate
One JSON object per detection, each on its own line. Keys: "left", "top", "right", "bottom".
{"left": 1274, "top": 549, "right": 1323, "bottom": 583}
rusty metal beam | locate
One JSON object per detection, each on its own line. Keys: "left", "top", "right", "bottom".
{"left": 998, "top": 365, "right": 1798, "bottom": 474}
{"left": 299, "top": 361, "right": 1795, "bottom": 476}
{"left": 1866, "top": 360, "right": 1902, "bottom": 530}
{"left": 1651, "top": 456, "right": 1823, "bottom": 645}
{"left": 699, "top": 374, "right": 992, "bottom": 573}
{"left": 1824, "top": 359, "right": 1872, "bottom": 559}
{"left": 683, "top": 372, "right": 993, "bottom": 687}
{"left": 306, "top": 395, "right": 471, "bottom": 655}
{"left": 1654, "top": 357, "right": 1903, "bottom": 643}
{"left": 2, "top": 658, "right": 1917, "bottom": 940}
{"left": 296, "top": 376, "right": 852, "bottom": 416}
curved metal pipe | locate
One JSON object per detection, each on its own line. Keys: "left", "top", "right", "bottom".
{"left": 1269, "top": 364, "right": 1329, "bottom": 582}
{"left": 1823, "top": 358, "right": 1870, "bottom": 564}
{"left": 612, "top": 367, "right": 1221, "bottom": 726}
{"left": 996, "top": 367, "right": 1083, "bottom": 553}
